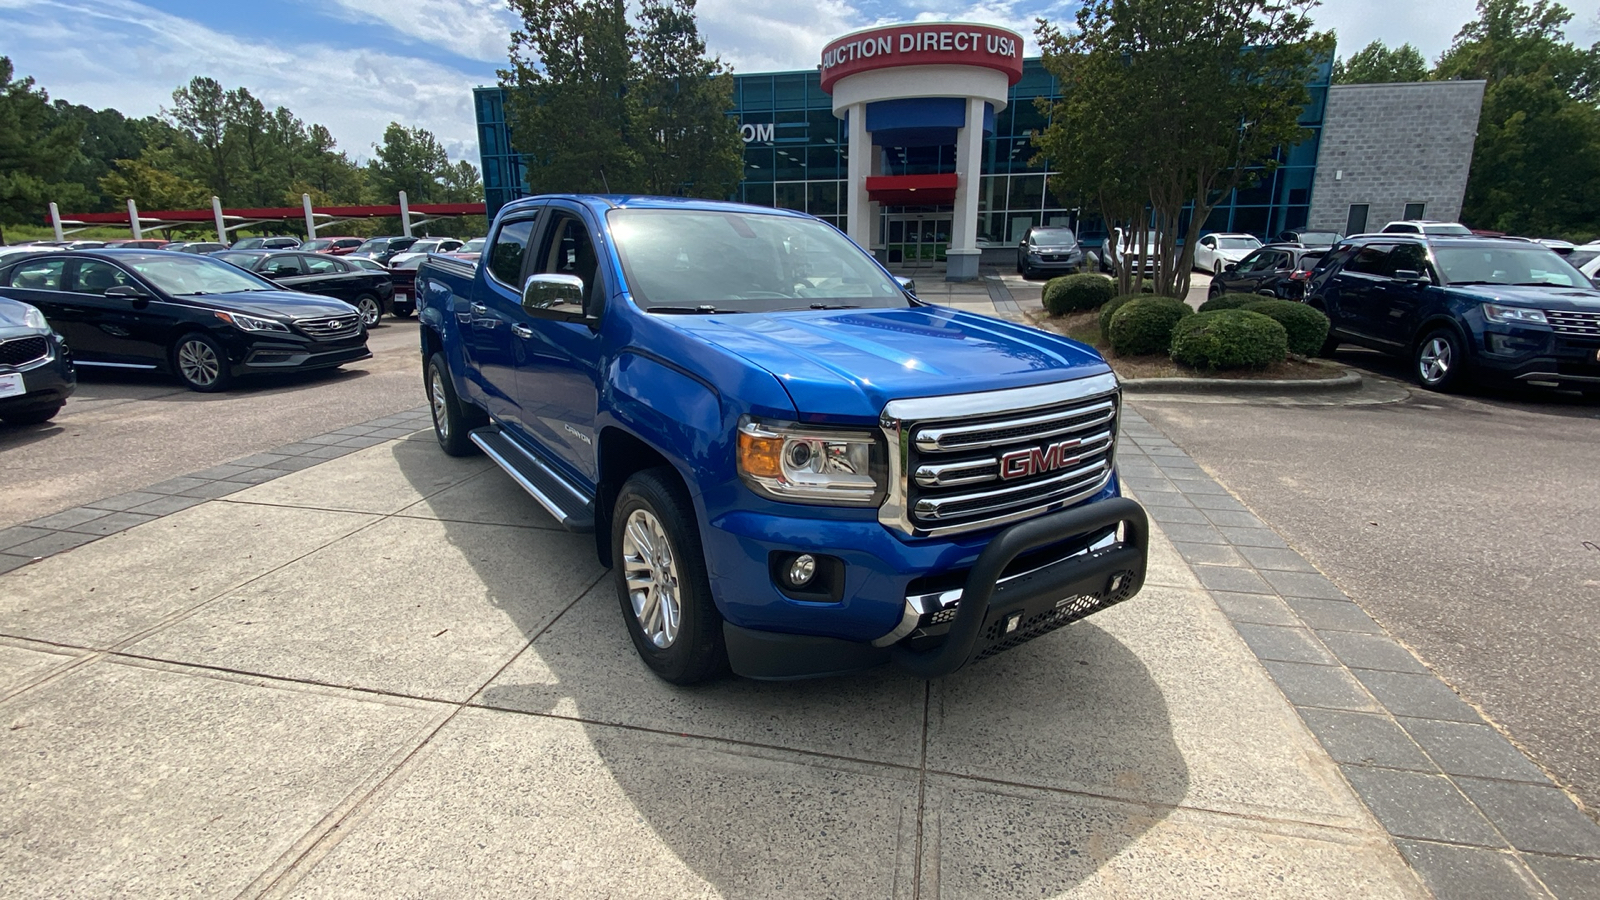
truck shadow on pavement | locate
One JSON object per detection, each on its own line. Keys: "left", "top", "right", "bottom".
{"left": 391, "top": 441, "right": 1191, "bottom": 896}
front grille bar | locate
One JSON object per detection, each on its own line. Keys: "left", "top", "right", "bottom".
{"left": 914, "top": 430, "right": 1113, "bottom": 488}
{"left": 1547, "top": 310, "right": 1600, "bottom": 337}
{"left": 914, "top": 459, "right": 1111, "bottom": 522}
{"left": 915, "top": 400, "right": 1115, "bottom": 452}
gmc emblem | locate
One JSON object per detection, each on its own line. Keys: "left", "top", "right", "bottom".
{"left": 999, "top": 437, "right": 1084, "bottom": 480}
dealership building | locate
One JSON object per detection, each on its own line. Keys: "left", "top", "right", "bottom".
{"left": 474, "top": 23, "right": 1483, "bottom": 280}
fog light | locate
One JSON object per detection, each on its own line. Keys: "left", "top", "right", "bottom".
{"left": 787, "top": 554, "right": 817, "bottom": 587}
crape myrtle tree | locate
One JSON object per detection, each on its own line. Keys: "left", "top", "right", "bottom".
{"left": 1034, "top": 0, "right": 1332, "bottom": 298}
{"left": 502, "top": 0, "right": 741, "bottom": 197}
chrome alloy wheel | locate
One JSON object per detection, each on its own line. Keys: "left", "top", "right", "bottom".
{"left": 622, "top": 508, "right": 681, "bottom": 648}
{"left": 177, "top": 338, "right": 221, "bottom": 387}
{"left": 357, "top": 296, "right": 381, "bottom": 327}
{"left": 429, "top": 368, "right": 450, "bottom": 441}
{"left": 1418, "top": 336, "right": 1452, "bottom": 384}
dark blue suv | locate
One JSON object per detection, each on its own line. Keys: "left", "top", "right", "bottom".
{"left": 1308, "top": 235, "right": 1600, "bottom": 394}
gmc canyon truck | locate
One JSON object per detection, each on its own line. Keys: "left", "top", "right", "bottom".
{"left": 417, "top": 195, "right": 1148, "bottom": 683}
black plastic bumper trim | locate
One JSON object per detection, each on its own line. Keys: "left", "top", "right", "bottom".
{"left": 722, "top": 622, "right": 889, "bottom": 681}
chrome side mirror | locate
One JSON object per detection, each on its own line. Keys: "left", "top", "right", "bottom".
{"left": 522, "top": 273, "right": 586, "bottom": 314}
{"left": 895, "top": 276, "right": 917, "bottom": 297}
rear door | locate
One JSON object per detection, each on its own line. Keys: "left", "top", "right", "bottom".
{"left": 467, "top": 208, "right": 543, "bottom": 427}
{"left": 63, "top": 258, "right": 177, "bottom": 366}
{"left": 1371, "top": 243, "right": 1436, "bottom": 344}
{"left": 1327, "top": 244, "right": 1395, "bottom": 343}
{"left": 0, "top": 257, "right": 104, "bottom": 358}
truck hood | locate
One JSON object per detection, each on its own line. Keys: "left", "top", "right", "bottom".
{"left": 1443, "top": 283, "right": 1600, "bottom": 312}
{"left": 658, "top": 306, "right": 1112, "bottom": 422}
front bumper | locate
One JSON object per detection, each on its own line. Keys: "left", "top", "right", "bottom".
{"left": 0, "top": 335, "right": 75, "bottom": 416}
{"left": 1473, "top": 325, "right": 1600, "bottom": 389}
{"left": 231, "top": 334, "right": 372, "bottom": 374}
{"left": 1025, "top": 251, "right": 1085, "bottom": 272}
{"left": 721, "top": 498, "right": 1149, "bottom": 679}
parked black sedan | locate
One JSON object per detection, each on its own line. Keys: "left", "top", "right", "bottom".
{"left": 0, "top": 294, "right": 75, "bottom": 425}
{"left": 0, "top": 250, "right": 370, "bottom": 392}
{"left": 212, "top": 249, "right": 394, "bottom": 327}
{"left": 1207, "top": 244, "right": 1327, "bottom": 301}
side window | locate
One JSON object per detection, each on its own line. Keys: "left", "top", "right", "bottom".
{"left": 70, "top": 260, "right": 133, "bottom": 294}
{"left": 262, "top": 255, "right": 305, "bottom": 277}
{"left": 303, "top": 255, "right": 339, "bottom": 275}
{"left": 1235, "top": 251, "right": 1264, "bottom": 272}
{"left": 9, "top": 258, "right": 67, "bottom": 290}
{"left": 1201, "top": 236, "right": 1215, "bottom": 249}
{"left": 1343, "top": 245, "right": 1393, "bottom": 276}
{"left": 488, "top": 218, "right": 535, "bottom": 287}
{"left": 1385, "top": 244, "right": 1431, "bottom": 278}
{"left": 537, "top": 214, "right": 599, "bottom": 298}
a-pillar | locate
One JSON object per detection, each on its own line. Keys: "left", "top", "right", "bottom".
{"left": 845, "top": 102, "right": 873, "bottom": 249}
{"left": 946, "top": 96, "right": 986, "bottom": 281}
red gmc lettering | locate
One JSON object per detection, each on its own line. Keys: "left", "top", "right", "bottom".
{"left": 999, "top": 437, "right": 1085, "bottom": 480}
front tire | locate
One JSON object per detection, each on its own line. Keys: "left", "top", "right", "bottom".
{"left": 1415, "top": 327, "right": 1467, "bottom": 392}
{"left": 612, "top": 468, "right": 726, "bottom": 685}
{"left": 172, "top": 332, "right": 232, "bottom": 392}
{"left": 354, "top": 294, "right": 382, "bottom": 328}
{"left": 426, "top": 351, "right": 485, "bottom": 456}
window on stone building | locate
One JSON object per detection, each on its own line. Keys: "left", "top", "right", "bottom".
{"left": 1346, "top": 204, "right": 1370, "bottom": 235}
{"left": 1403, "top": 202, "right": 1426, "bottom": 220}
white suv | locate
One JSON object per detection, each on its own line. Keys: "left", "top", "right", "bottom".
{"left": 1380, "top": 221, "right": 1474, "bottom": 237}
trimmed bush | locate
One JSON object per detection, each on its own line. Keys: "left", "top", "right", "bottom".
{"left": 1097, "top": 293, "right": 1146, "bottom": 339}
{"left": 1169, "top": 309, "right": 1289, "bottom": 370}
{"left": 1197, "top": 293, "right": 1258, "bottom": 313}
{"left": 1242, "top": 299, "right": 1331, "bottom": 357}
{"left": 1044, "top": 273, "right": 1116, "bottom": 316}
{"left": 1107, "top": 297, "right": 1195, "bottom": 356}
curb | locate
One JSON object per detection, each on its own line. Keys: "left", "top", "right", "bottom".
{"left": 1120, "top": 369, "right": 1363, "bottom": 394}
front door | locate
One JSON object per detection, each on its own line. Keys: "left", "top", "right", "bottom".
{"left": 886, "top": 216, "right": 952, "bottom": 268}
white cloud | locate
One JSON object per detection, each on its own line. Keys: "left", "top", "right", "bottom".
{"left": 695, "top": 0, "right": 871, "bottom": 72}
{"left": 324, "top": 0, "right": 520, "bottom": 63}
{"left": 0, "top": 0, "right": 487, "bottom": 165}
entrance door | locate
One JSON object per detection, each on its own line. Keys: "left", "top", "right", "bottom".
{"left": 886, "top": 215, "right": 952, "bottom": 268}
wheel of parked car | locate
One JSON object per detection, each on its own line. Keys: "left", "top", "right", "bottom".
{"left": 172, "top": 332, "right": 232, "bottom": 392}
{"left": 1213, "top": 261, "right": 1223, "bottom": 276}
{"left": 354, "top": 294, "right": 382, "bottom": 328}
{"left": 1415, "top": 326, "right": 1467, "bottom": 392}
{"left": 1, "top": 404, "right": 63, "bottom": 426}
{"left": 612, "top": 467, "right": 727, "bottom": 685}
{"left": 426, "top": 352, "right": 485, "bottom": 456}
{"left": 1208, "top": 281, "right": 1223, "bottom": 299}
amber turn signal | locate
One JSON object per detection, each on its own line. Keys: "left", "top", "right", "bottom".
{"left": 738, "top": 430, "right": 784, "bottom": 478}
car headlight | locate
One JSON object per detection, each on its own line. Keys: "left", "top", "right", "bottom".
{"left": 737, "top": 416, "right": 883, "bottom": 506}
{"left": 214, "top": 311, "right": 290, "bottom": 333}
{"left": 1481, "top": 304, "right": 1548, "bottom": 326}
{"left": 20, "top": 302, "right": 48, "bottom": 331}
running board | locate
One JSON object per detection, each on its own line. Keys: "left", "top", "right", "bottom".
{"left": 469, "top": 426, "right": 595, "bottom": 533}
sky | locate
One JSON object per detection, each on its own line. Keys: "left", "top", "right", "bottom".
{"left": 2, "top": 0, "right": 1597, "bottom": 169}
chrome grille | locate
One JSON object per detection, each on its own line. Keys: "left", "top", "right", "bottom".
{"left": 879, "top": 374, "right": 1120, "bottom": 538}
{"left": 0, "top": 335, "right": 49, "bottom": 368}
{"left": 1547, "top": 309, "right": 1600, "bottom": 337}
{"left": 296, "top": 315, "right": 361, "bottom": 339}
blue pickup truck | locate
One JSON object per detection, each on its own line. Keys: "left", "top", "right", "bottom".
{"left": 417, "top": 195, "right": 1148, "bottom": 683}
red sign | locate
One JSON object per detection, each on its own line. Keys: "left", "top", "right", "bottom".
{"left": 819, "top": 24, "right": 1025, "bottom": 93}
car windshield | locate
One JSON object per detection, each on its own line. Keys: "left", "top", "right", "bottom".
{"left": 356, "top": 239, "right": 389, "bottom": 254}
{"left": 608, "top": 209, "right": 909, "bottom": 312}
{"left": 1296, "top": 232, "right": 1341, "bottom": 244}
{"left": 462, "top": 238, "right": 486, "bottom": 252}
{"left": 1030, "top": 229, "right": 1076, "bottom": 246}
{"left": 122, "top": 254, "right": 278, "bottom": 295}
{"left": 302, "top": 239, "right": 333, "bottom": 251}
{"left": 1434, "top": 246, "right": 1589, "bottom": 287}
{"left": 1218, "top": 237, "right": 1261, "bottom": 249}
{"left": 1423, "top": 224, "right": 1474, "bottom": 236}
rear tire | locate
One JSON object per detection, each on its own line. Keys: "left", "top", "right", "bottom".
{"left": 612, "top": 468, "right": 727, "bottom": 685}
{"left": 1415, "top": 326, "right": 1468, "bottom": 392}
{"left": 354, "top": 294, "right": 382, "bottom": 328}
{"left": 426, "top": 351, "right": 485, "bottom": 456}
{"left": 172, "top": 332, "right": 232, "bottom": 392}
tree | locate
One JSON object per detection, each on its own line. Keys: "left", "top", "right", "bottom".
{"left": 367, "top": 122, "right": 453, "bottom": 202}
{"left": 633, "top": 0, "right": 743, "bottom": 197}
{"left": 167, "top": 76, "right": 236, "bottom": 198}
{"left": 1435, "top": 0, "right": 1600, "bottom": 100}
{"left": 503, "top": 0, "right": 640, "bottom": 193}
{"left": 1333, "top": 41, "right": 1429, "bottom": 84}
{"left": 1034, "top": 1, "right": 1332, "bottom": 297}
{"left": 0, "top": 57, "right": 87, "bottom": 232}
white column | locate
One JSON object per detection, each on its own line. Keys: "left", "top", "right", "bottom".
{"left": 868, "top": 147, "right": 884, "bottom": 253}
{"left": 49, "top": 202, "right": 64, "bottom": 242}
{"left": 845, "top": 103, "right": 872, "bottom": 247}
{"left": 302, "top": 194, "right": 317, "bottom": 240}
{"left": 127, "top": 199, "right": 142, "bottom": 239}
{"left": 947, "top": 96, "right": 986, "bottom": 281}
{"left": 398, "top": 190, "right": 413, "bottom": 238}
{"left": 212, "top": 196, "right": 227, "bottom": 244}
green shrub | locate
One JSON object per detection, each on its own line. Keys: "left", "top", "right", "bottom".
{"left": 1097, "top": 293, "right": 1146, "bottom": 339}
{"left": 1241, "top": 299, "right": 1331, "bottom": 357}
{"left": 1044, "top": 273, "right": 1116, "bottom": 316}
{"left": 1169, "top": 309, "right": 1289, "bottom": 370}
{"left": 1107, "top": 297, "right": 1195, "bottom": 356}
{"left": 1197, "top": 293, "right": 1257, "bottom": 313}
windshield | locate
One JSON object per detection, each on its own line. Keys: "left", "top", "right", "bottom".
{"left": 123, "top": 254, "right": 278, "bottom": 295}
{"left": 1423, "top": 224, "right": 1474, "bottom": 236}
{"left": 1434, "top": 246, "right": 1589, "bottom": 287}
{"left": 356, "top": 239, "right": 388, "bottom": 254}
{"left": 462, "top": 238, "right": 486, "bottom": 252}
{"left": 1030, "top": 229, "right": 1077, "bottom": 246}
{"left": 1297, "top": 232, "right": 1341, "bottom": 244}
{"left": 1218, "top": 237, "right": 1261, "bottom": 249}
{"left": 608, "top": 209, "right": 908, "bottom": 312}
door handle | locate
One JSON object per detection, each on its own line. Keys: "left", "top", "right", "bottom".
{"left": 511, "top": 324, "right": 534, "bottom": 339}
{"left": 471, "top": 303, "right": 488, "bottom": 315}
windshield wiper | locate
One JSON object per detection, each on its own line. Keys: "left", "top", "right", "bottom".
{"left": 807, "top": 303, "right": 860, "bottom": 310}
{"left": 647, "top": 305, "right": 726, "bottom": 315}
{"left": 1444, "top": 280, "right": 1505, "bottom": 286}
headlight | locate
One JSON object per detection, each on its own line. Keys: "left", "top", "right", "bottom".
{"left": 20, "top": 303, "right": 48, "bottom": 331}
{"left": 737, "top": 416, "right": 882, "bottom": 506}
{"left": 214, "top": 311, "right": 290, "bottom": 333}
{"left": 1481, "top": 304, "right": 1548, "bottom": 326}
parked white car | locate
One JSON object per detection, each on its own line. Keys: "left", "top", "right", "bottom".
{"left": 1193, "top": 233, "right": 1263, "bottom": 275}
{"left": 1380, "top": 220, "right": 1474, "bottom": 236}
{"left": 385, "top": 238, "right": 466, "bottom": 271}
{"left": 1102, "top": 226, "right": 1165, "bottom": 276}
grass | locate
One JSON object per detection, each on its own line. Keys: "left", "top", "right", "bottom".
{"left": 1033, "top": 308, "right": 1348, "bottom": 381}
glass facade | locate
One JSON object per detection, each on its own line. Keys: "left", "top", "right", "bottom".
{"left": 473, "top": 56, "right": 1331, "bottom": 247}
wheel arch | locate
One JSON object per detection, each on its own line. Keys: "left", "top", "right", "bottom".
{"left": 595, "top": 427, "right": 679, "bottom": 567}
